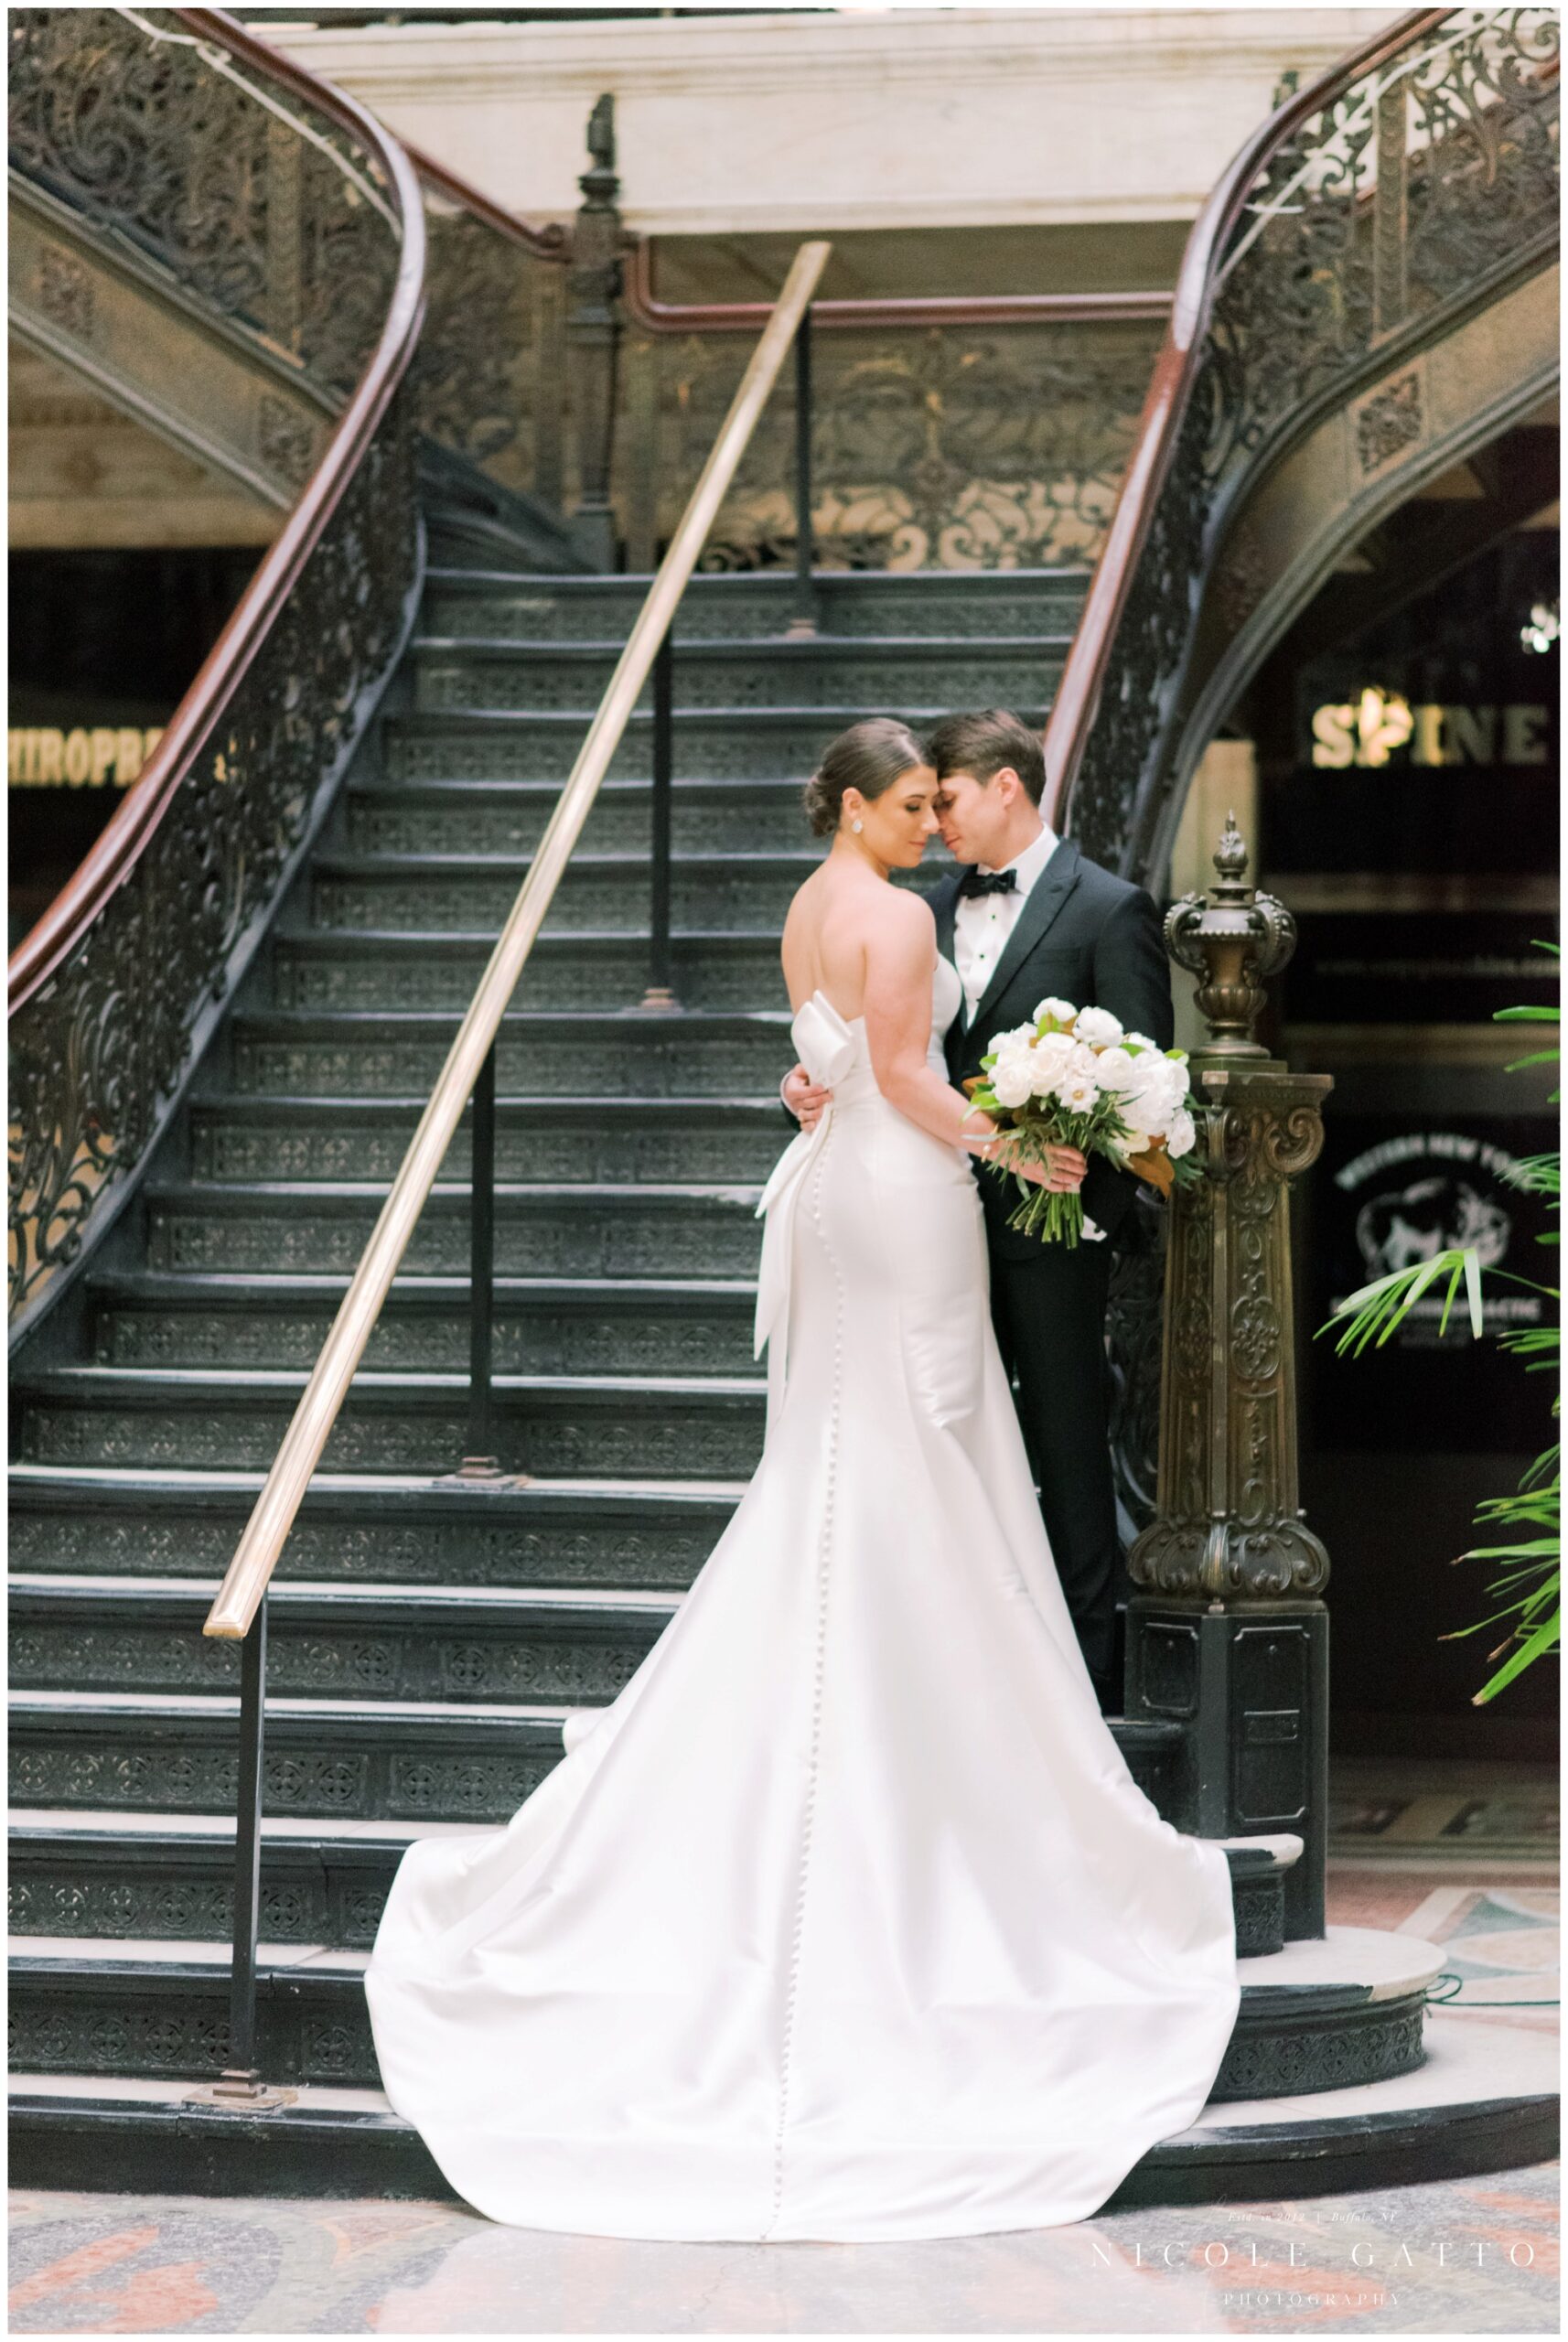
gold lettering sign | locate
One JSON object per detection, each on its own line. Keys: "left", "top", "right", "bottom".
{"left": 1310, "top": 693, "right": 1552, "bottom": 769}
{"left": 8, "top": 726, "right": 166, "bottom": 788}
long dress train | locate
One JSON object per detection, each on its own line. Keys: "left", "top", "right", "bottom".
{"left": 363, "top": 957, "right": 1240, "bottom": 2240}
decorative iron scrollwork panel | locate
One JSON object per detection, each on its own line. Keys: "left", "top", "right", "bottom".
{"left": 619, "top": 318, "right": 1163, "bottom": 574}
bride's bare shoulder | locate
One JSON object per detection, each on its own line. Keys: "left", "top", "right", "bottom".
{"left": 865, "top": 883, "right": 936, "bottom": 945}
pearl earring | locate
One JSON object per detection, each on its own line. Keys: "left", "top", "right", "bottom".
{"left": 852, "top": 817, "right": 864, "bottom": 833}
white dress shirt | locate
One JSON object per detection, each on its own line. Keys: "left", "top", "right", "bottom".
{"left": 950, "top": 819, "right": 1059, "bottom": 1025}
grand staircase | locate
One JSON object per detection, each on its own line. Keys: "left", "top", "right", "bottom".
{"left": 20, "top": 552, "right": 1303, "bottom": 2188}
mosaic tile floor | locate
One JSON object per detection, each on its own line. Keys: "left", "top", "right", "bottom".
{"left": 1327, "top": 1756, "right": 1559, "bottom": 1864}
{"left": 8, "top": 2160, "right": 1559, "bottom": 2335}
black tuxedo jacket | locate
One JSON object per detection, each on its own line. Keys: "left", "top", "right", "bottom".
{"left": 934, "top": 838, "right": 1174, "bottom": 1259}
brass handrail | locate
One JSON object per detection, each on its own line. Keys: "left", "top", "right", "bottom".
{"left": 203, "top": 235, "right": 832, "bottom": 1642}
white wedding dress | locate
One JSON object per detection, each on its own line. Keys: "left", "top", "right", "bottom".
{"left": 363, "top": 956, "right": 1240, "bottom": 2241}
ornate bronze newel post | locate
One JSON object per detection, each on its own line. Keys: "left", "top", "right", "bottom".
{"left": 1129, "top": 816, "right": 1333, "bottom": 1939}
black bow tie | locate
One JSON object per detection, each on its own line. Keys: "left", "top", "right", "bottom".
{"left": 957, "top": 866, "right": 1018, "bottom": 899}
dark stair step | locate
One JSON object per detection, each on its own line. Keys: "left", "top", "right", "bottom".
{"left": 87, "top": 1271, "right": 757, "bottom": 1377}
{"left": 9, "top": 1815, "right": 487, "bottom": 1950}
{"left": 307, "top": 848, "right": 944, "bottom": 934}
{"left": 6, "top": 1693, "right": 635, "bottom": 1822}
{"left": 423, "top": 564, "right": 1091, "bottom": 643}
{"left": 188, "top": 1093, "right": 791, "bottom": 1186}
{"left": 340, "top": 778, "right": 816, "bottom": 859}
{"left": 228, "top": 1006, "right": 795, "bottom": 1098}
{"left": 271, "top": 930, "right": 790, "bottom": 1015}
{"left": 9, "top": 1816, "right": 1294, "bottom": 1957}
{"left": 9, "top": 1578, "right": 681, "bottom": 1704}
{"left": 5, "top": 1937, "right": 1430, "bottom": 2101}
{"left": 7, "top": 1699, "right": 1183, "bottom": 1827}
{"left": 383, "top": 707, "right": 1046, "bottom": 784}
{"left": 410, "top": 633, "right": 1066, "bottom": 715}
{"left": 9, "top": 1469, "right": 736, "bottom": 1589}
{"left": 144, "top": 1182, "right": 765, "bottom": 1277}
{"left": 15, "top": 1366, "right": 768, "bottom": 1480}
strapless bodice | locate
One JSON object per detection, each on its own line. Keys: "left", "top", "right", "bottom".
{"left": 789, "top": 956, "right": 961, "bottom": 1097}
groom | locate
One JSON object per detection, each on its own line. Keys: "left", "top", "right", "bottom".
{"left": 783, "top": 708, "right": 1174, "bottom": 1715}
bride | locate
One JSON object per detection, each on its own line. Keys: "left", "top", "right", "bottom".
{"left": 363, "top": 718, "right": 1241, "bottom": 2243}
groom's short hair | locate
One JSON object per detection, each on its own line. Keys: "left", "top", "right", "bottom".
{"left": 924, "top": 710, "right": 1047, "bottom": 806}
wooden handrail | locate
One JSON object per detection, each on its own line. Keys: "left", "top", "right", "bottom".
{"left": 202, "top": 238, "right": 832, "bottom": 1643}
{"left": 622, "top": 235, "right": 1171, "bottom": 332}
{"left": 1040, "top": 7, "right": 1448, "bottom": 831}
{"left": 7, "top": 5, "right": 427, "bottom": 1010}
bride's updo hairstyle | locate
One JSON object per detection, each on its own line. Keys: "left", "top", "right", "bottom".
{"left": 802, "top": 718, "right": 928, "bottom": 839}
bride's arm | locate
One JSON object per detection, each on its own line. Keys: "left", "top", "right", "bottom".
{"left": 861, "top": 895, "right": 1004, "bottom": 1159}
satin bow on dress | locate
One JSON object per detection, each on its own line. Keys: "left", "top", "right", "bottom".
{"left": 754, "top": 991, "right": 859, "bottom": 1426}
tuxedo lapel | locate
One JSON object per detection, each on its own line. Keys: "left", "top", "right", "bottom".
{"left": 964, "top": 838, "right": 1082, "bottom": 1042}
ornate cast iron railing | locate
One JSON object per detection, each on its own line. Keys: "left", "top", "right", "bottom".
{"left": 1046, "top": 5, "right": 1560, "bottom": 881}
{"left": 7, "top": 6, "right": 426, "bottom": 1341}
{"left": 409, "top": 139, "right": 572, "bottom": 519}
{"left": 618, "top": 239, "right": 1171, "bottom": 572}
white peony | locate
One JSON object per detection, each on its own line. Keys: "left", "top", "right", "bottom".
{"left": 1074, "top": 1005, "right": 1124, "bottom": 1048}
{"left": 1034, "top": 996, "right": 1078, "bottom": 1028}
{"left": 990, "top": 1053, "right": 1035, "bottom": 1109}
{"left": 1123, "top": 1055, "right": 1187, "bottom": 1128}
{"left": 1166, "top": 1104, "right": 1197, "bottom": 1158}
{"left": 1092, "top": 1046, "right": 1140, "bottom": 1093}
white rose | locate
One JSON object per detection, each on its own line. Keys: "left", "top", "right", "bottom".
{"left": 1067, "top": 1041, "right": 1103, "bottom": 1083}
{"left": 1074, "top": 1006, "right": 1124, "bottom": 1048}
{"left": 1122, "top": 1031, "right": 1159, "bottom": 1055}
{"left": 1092, "top": 1046, "right": 1140, "bottom": 1093}
{"left": 1166, "top": 1105, "right": 1197, "bottom": 1158}
{"left": 1034, "top": 996, "right": 1078, "bottom": 1028}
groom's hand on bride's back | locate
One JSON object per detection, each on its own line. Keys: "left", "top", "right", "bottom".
{"left": 782, "top": 1063, "right": 831, "bottom": 1131}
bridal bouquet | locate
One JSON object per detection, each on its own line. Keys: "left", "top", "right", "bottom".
{"left": 964, "top": 997, "right": 1200, "bottom": 1247}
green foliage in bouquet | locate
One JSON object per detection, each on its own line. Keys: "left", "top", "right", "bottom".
{"left": 1316, "top": 942, "right": 1560, "bottom": 1703}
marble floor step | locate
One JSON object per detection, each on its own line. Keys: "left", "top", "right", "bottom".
{"left": 8, "top": 1576, "right": 682, "bottom": 1706}
{"left": 384, "top": 706, "right": 1047, "bottom": 784}
{"left": 340, "top": 779, "right": 817, "bottom": 859}
{"left": 410, "top": 633, "right": 1066, "bottom": 715}
{"left": 306, "top": 847, "right": 944, "bottom": 933}
{"left": 14, "top": 1366, "right": 768, "bottom": 1481}
{"left": 270, "top": 930, "right": 790, "bottom": 1015}
{"left": 8, "top": 1468, "right": 738, "bottom": 1589}
{"left": 423, "top": 564, "right": 1090, "bottom": 642}
{"left": 85, "top": 1272, "right": 757, "bottom": 1378}
{"left": 144, "top": 1180, "right": 764, "bottom": 1277}
{"left": 188, "top": 1093, "right": 791, "bottom": 1185}
{"left": 227, "top": 1005, "right": 796, "bottom": 1097}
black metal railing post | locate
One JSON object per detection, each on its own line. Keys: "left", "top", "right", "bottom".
{"left": 639, "top": 625, "right": 677, "bottom": 1008}
{"left": 459, "top": 1039, "right": 501, "bottom": 1475}
{"left": 789, "top": 303, "right": 816, "bottom": 637}
{"left": 210, "top": 1589, "right": 268, "bottom": 2100}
